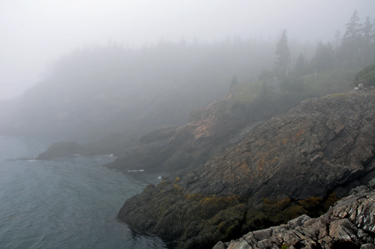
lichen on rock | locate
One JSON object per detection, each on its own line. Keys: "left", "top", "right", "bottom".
{"left": 118, "top": 90, "right": 375, "bottom": 249}
{"left": 216, "top": 181, "right": 375, "bottom": 249}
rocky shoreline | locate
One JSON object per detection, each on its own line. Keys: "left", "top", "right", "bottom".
{"left": 36, "top": 85, "right": 309, "bottom": 174}
{"left": 118, "top": 90, "right": 375, "bottom": 249}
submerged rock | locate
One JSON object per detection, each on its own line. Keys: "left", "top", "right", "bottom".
{"left": 118, "top": 90, "right": 375, "bottom": 249}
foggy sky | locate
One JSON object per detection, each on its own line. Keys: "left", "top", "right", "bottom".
{"left": 1, "top": 0, "right": 374, "bottom": 100}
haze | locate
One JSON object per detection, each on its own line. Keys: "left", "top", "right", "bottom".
{"left": 1, "top": 0, "right": 374, "bottom": 100}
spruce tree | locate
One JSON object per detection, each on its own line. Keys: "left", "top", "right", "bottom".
{"left": 274, "top": 29, "right": 291, "bottom": 79}
{"left": 339, "top": 10, "right": 363, "bottom": 69}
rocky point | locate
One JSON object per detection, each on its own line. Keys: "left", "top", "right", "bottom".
{"left": 118, "top": 90, "right": 375, "bottom": 249}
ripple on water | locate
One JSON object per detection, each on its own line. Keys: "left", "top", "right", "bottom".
{"left": 0, "top": 136, "right": 167, "bottom": 249}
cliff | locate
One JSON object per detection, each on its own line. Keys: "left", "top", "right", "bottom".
{"left": 105, "top": 92, "right": 291, "bottom": 173}
{"left": 37, "top": 85, "right": 303, "bottom": 171}
{"left": 214, "top": 180, "right": 375, "bottom": 249}
{"left": 35, "top": 70, "right": 352, "bottom": 171}
{"left": 118, "top": 90, "right": 375, "bottom": 249}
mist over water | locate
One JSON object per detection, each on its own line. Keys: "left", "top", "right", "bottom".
{"left": 0, "top": 136, "right": 167, "bottom": 249}
{"left": 0, "top": 1, "right": 374, "bottom": 248}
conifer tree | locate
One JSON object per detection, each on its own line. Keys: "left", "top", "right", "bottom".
{"left": 339, "top": 10, "right": 363, "bottom": 69}
{"left": 274, "top": 29, "right": 291, "bottom": 78}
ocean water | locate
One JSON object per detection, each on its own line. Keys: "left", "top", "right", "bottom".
{"left": 0, "top": 136, "right": 167, "bottom": 249}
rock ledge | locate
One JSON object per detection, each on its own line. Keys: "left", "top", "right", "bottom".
{"left": 215, "top": 182, "right": 375, "bottom": 249}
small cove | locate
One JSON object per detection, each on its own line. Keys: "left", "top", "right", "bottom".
{"left": 0, "top": 136, "right": 167, "bottom": 249}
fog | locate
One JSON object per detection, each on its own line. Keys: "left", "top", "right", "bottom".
{"left": 1, "top": 0, "right": 374, "bottom": 99}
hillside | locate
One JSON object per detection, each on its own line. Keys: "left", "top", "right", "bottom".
{"left": 36, "top": 69, "right": 354, "bottom": 176}
{"left": 118, "top": 90, "right": 375, "bottom": 249}
{"left": 0, "top": 41, "right": 276, "bottom": 141}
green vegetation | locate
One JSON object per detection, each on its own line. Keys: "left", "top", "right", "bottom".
{"left": 226, "top": 68, "right": 353, "bottom": 116}
{"left": 354, "top": 64, "right": 375, "bottom": 87}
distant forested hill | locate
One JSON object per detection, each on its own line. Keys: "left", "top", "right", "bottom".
{"left": 1, "top": 9, "right": 373, "bottom": 141}
{"left": 0, "top": 39, "right": 279, "bottom": 140}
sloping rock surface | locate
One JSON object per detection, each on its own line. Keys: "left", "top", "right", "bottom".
{"left": 106, "top": 93, "right": 293, "bottom": 173}
{"left": 215, "top": 181, "right": 375, "bottom": 249}
{"left": 118, "top": 91, "right": 375, "bottom": 249}
{"left": 180, "top": 90, "right": 375, "bottom": 204}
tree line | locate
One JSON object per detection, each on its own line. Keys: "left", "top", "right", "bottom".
{"left": 274, "top": 10, "right": 375, "bottom": 80}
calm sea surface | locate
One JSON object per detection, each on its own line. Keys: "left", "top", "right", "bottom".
{"left": 0, "top": 136, "right": 167, "bottom": 249}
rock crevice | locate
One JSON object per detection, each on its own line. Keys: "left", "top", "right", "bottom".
{"left": 215, "top": 183, "right": 375, "bottom": 249}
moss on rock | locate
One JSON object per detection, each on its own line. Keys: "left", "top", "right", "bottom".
{"left": 118, "top": 178, "right": 339, "bottom": 249}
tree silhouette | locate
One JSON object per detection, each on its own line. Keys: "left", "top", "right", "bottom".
{"left": 274, "top": 29, "right": 291, "bottom": 79}
{"left": 339, "top": 10, "right": 363, "bottom": 69}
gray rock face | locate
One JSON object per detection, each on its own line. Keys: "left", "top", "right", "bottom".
{"left": 216, "top": 186, "right": 375, "bottom": 249}
{"left": 107, "top": 93, "right": 288, "bottom": 173}
{"left": 180, "top": 91, "right": 375, "bottom": 205}
{"left": 119, "top": 90, "right": 375, "bottom": 249}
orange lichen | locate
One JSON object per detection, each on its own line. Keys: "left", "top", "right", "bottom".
{"left": 238, "top": 162, "right": 251, "bottom": 175}
{"left": 296, "top": 130, "right": 304, "bottom": 138}
{"left": 281, "top": 130, "right": 304, "bottom": 144}
{"left": 258, "top": 157, "right": 265, "bottom": 171}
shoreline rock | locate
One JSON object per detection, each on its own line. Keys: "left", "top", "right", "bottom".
{"left": 215, "top": 180, "right": 375, "bottom": 249}
{"left": 118, "top": 90, "right": 375, "bottom": 249}
{"left": 36, "top": 141, "right": 82, "bottom": 160}
{"left": 35, "top": 133, "right": 135, "bottom": 160}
